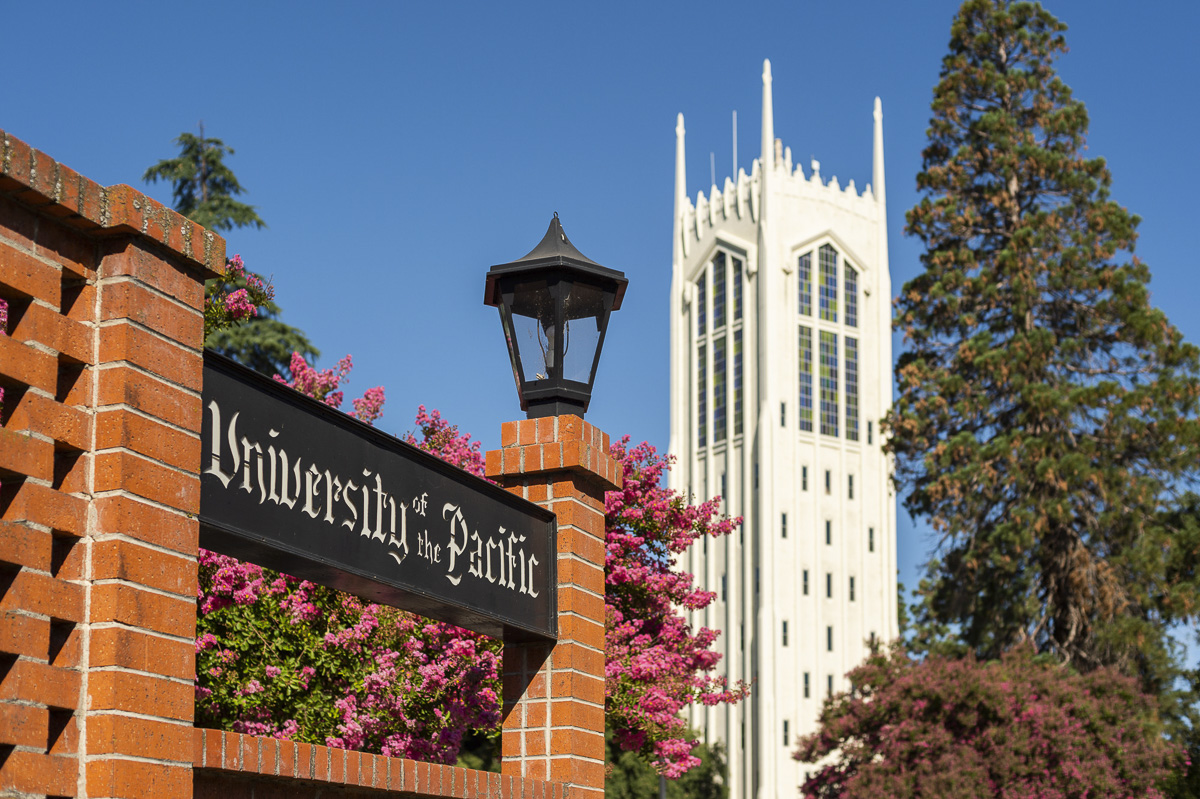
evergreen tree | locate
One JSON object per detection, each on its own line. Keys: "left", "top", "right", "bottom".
{"left": 143, "top": 124, "right": 265, "bottom": 232}
{"left": 146, "top": 125, "right": 318, "bottom": 378}
{"left": 887, "top": 0, "right": 1200, "bottom": 729}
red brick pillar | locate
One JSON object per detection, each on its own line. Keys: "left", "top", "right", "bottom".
{"left": 485, "top": 415, "right": 619, "bottom": 799}
{"left": 0, "top": 130, "right": 223, "bottom": 797}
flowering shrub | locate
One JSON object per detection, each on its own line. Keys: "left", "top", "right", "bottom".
{"left": 794, "top": 645, "right": 1178, "bottom": 798}
{"left": 605, "top": 438, "right": 748, "bottom": 777}
{"left": 403, "top": 405, "right": 484, "bottom": 478}
{"left": 195, "top": 554, "right": 501, "bottom": 760}
{"left": 196, "top": 353, "right": 501, "bottom": 763}
{"left": 204, "top": 254, "right": 273, "bottom": 335}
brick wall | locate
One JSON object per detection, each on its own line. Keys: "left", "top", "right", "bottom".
{"left": 0, "top": 128, "right": 223, "bottom": 798}
{"left": 192, "top": 729, "right": 567, "bottom": 799}
{"left": 0, "top": 130, "right": 616, "bottom": 799}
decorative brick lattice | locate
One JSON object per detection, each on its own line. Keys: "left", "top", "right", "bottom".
{"left": 0, "top": 127, "right": 222, "bottom": 798}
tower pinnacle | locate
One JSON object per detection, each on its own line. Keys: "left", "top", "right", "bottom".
{"left": 673, "top": 113, "right": 687, "bottom": 268}
{"left": 761, "top": 59, "right": 774, "bottom": 171}
{"left": 873, "top": 97, "right": 885, "bottom": 208}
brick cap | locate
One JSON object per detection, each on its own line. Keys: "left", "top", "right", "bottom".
{"left": 192, "top": 728, "right": 565, "bottom": 798}
{"left": 0, "top": 128, "right": 225, "bottom": 278}
{"left": 486, "top": 415, "right": 622, "bottom": 492}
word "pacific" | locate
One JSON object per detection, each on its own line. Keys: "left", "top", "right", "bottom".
{"left": 202, "top": 400, "right": 541, "bottom": 597}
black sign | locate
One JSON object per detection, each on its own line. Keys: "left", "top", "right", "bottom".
{"left": 199, "top": 353, "right": 557, "bottom": 641}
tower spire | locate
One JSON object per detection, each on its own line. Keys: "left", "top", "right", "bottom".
{"left": 873, "top": 97, "right": 885, "bottom": 208}
{"left": 761, "top": 59, "right": 774, "bottom": 171}
{"left": 673, "top": 112, "right": 687, "bottom": 268}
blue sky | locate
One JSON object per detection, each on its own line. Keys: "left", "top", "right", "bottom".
{"left": 5, "top": 1, "right": 1198, "bottom": 613}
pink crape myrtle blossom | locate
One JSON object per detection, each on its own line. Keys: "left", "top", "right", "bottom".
{"left": 403, "top": 406, "right": 484, "bottom": 478}
{"left": 273, "top": 352, "right": 386, "bottom": 424}
{"left": 352, "top": 386, "right": 386, "bottom": 426}
{"left": 223, "top": 288, "right": 256, "bottom": 321}
{"left": 605, "top": 437, "right": 749, "bottom": 778}
{"left": 794, "top": 644, "right": 1178, "bottom": 799}
{"left": 204, "top": 254, "right": 274, "bottom": 337}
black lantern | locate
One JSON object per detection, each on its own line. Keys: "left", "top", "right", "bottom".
{"left": 484, "top": 214, "right": 628, "bottom": 419}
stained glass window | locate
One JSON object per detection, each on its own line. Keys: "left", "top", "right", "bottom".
{"left": 697, "top": 272, "right": 707, "bottom": 336}
{"left": 714, "top": 335, "right": 727, "bottom": 442}
{"left": 798, "top": 252, "right": 812, "bottom": 317}
{"left": 733, "top": 257, "right": 743, "bottom": 320}
{"left": 845, "top": 263, "right": 858, "bottom": 328}
{"left": 846, "top": 336, "right": 859, "bottom": 442}
{"left": 819, "top": 245, "right": 838, "bottom": 322}
{"left": 798, "top": 325, "right": 813, "bottom": 432}
{"left": 820, "top": 330, "right": 838, "bottom": 436}
{"left": 713, "top": 252, "right": 727, "bottom": 330}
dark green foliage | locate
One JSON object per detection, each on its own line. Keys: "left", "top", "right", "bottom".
{"left": 205, "top": 292, "right": 320, "bottom": 381}
{"left": 606, "top": 725, "right": 727, "bottom": 799}
{"left": 885, "top": 0, "right": 1200, "bottom": 768}
{"left": 455, "top": 729, "right": 501, "bottom": 773}
{"left": 202, "top": 259, "right": 318, "bottom": 380}
{"left": 143, "top": 125, "right": 265, "bottom": 232}
{"left": 147, "top": 126, "right": 317, "bottom": 378}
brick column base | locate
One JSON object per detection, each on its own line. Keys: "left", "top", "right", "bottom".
{"left": 486, "top": 415, "right": 619, "bottom": 799}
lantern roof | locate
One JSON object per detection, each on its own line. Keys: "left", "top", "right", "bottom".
{"left": 484, "top": 214, "right": 627, "bottom": 310}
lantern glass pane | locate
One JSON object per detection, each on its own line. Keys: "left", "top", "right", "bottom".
{"left": 562, "top": 281, "right": 606, "bottom": 383}
{"left": 508, "top": 278, "right": 556, "bottom": 382}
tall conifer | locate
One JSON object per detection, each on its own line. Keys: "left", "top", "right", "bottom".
{"left": 143, "top": 124, "right": 265, "bottom": 232}
{"left": 145, "top": 125, "right": 318, "bottom": 378}
{"left": 888, "top": 0, "right": 1200, "bottom": 716}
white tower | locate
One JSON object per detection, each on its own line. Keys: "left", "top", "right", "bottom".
{"left": 668, "top": 61, "right": 897, "bottom": 799}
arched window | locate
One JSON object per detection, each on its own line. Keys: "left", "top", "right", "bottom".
{"left": 713, "top": 252, "right": 727, "bottom": 330}
{"left": 819, "top": 245, "right": 838, "bottom": 322}
{"left": 819, "top": 331, "right": 838, "bottom": 436}
{"left": 845, "top": 263, "right": 859, "bottom": 328}
{"left": 846, "top": 337, "right": 859, "bottom": 441}
{"left": 798, "top": 252, "right": 812, "bottom": 316}
{"left": 798, "top": 325, "right": 813, "bottom": 431}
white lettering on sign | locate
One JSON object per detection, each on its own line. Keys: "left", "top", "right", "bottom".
{"left": 204, "top": 399, "right": 541, "bottom": 598}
